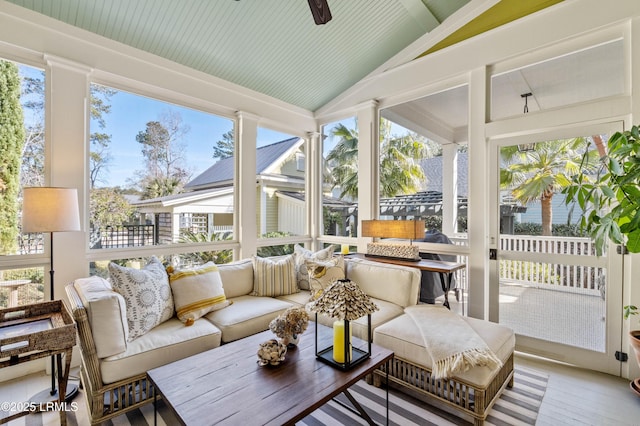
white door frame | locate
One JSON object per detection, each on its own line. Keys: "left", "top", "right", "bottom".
{"left": 488, "top": 121, "right": 625, "bottom": 375}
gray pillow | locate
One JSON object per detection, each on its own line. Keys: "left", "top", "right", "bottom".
{"left": 109, "top": 256, "right": 174, "bottom": 341}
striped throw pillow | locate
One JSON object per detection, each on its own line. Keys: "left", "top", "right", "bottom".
{"left": 168, "top": 262, "right": 230, "bottom": 326}
{"left": 252, "top": 255, "right": 298, "bottom": 297}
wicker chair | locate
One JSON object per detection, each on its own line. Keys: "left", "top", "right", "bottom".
{"left": 65, "top": 283, "right": 155, "bottom": 425}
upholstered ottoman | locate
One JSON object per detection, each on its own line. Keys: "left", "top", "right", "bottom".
{"left": 372, "top": 308, "right": 515, "bottom": 426}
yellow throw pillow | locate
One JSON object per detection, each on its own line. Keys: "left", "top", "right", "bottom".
{"left": 252, "top": 255, "right": 298, "bottom": 297}
{"left": 168, "top": 262, "right": 230, "bottom": 326}
{"left": 307, "top": 255, "right": 345, "bottom": 301}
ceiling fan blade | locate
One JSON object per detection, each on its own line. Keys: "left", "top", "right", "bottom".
{"left": 307, "top": 0, "right": 332, "bottom": 25}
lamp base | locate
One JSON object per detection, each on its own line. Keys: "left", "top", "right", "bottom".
{"left": 364, "top": 253, "right": 421, "bottom": 262}
{"left": 316, "top": 346, "right": 370, "bottom": 370}
{"left": 29, "top": 383, "right": 79, "bottom": 405}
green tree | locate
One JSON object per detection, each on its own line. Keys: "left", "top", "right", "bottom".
{"left": 90, "top": 188, "right": 134, "bottom": 231}
{"left": 326, "top": 120, "right": 433, "bottom": 199}
{"left": 89, "top": 84, "right": 117, "bottom": 187}
{"left": 213, "top": 130, "right": 234, "bottom": 160}
{"left": 0, "top": 60, "right": 25, "bottom": 255}
{"left": 500, "top": 138, "right": 597, "bottom": 236}
{"left": 134, "top": 110, "right": 191, "bottom": 198}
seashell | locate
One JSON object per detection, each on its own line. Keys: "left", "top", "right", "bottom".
{"left": 257, "top": 339, "right": 287, "bottom": 366}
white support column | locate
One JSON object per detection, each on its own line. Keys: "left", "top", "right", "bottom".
{"left": 355, "top": 100, "right": 379, "bottom": 253}
{"left": 625, "top": 16, "right": 640, "bottom": 381}
{"left": 467, "top": 67, "right": 490, "bottom": 320}
{"left": 236, "top": 111, "right": 259, "bottom": 259}
{"left": 46, "top": 56, "right": 90, "bottom": 301}
{"left": 441, "top": 144, "right": 459, "bottom": 235}
{"left": 307, "top": 131, "right": 321, "bottom": 251}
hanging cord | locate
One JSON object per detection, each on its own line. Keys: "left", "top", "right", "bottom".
{"left": 521, "top": 92, "right": 532, "bottom": 113}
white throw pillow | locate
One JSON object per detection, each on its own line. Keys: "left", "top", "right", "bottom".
{"left": 109, "top": 256, "right": 174, "bottom": 341}
{"left": 293, "top": 244, "right": 335, "bottom": 290}
{"left": 73, "top": 276, "right": 128, "bottom": 358}
{"left": 252, "top": 255, "right": 298, "bottom": 297}
{"left": 168, "top": 262, "right": 231, "bottom": 326}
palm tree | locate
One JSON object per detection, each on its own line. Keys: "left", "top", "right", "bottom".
{"left": 326, "top": 120, "right": 432, "bottom": 199}
{"left": 326, "top": 124, "right": 359, "bottom": 199}
{"left": 500, "top": 138, "right": 598, "bottom": 236}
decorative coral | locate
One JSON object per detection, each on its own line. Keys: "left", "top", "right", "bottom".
{"left": 269, "top": 306, "right": 309, "bottom": 344}
{"left": 257, "top": 339, "right": 287, "bottom": 366}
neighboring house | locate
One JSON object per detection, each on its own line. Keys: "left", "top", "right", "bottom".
{"left": 131, "top": 137, "right": 306, "bottom": 242}
{"left": 420, "top": 152, "right": 582, "bottom": 228}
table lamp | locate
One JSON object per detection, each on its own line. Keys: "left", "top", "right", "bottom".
{"left": 22, "top": 187, "right": 81, "bottom": 402}
{"left": 309, "top": 279, "right": 378, "bottom": 370}
{"left": 361, "top": 219, "right": 425, "bottom": 261}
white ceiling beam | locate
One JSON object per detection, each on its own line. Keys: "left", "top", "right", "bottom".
{"left": 397, "top": 0, "right": 441, "bottom": 32}
{"left": 381, "top": 102, "right": 456, "bottom": 145}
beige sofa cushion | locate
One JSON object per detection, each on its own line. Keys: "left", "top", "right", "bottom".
{"left": 100, "top": 317, "right": 221, "bottom": 384}
{"left": 73, "top": 276, "right": 128, "bottom": 358}
{"left": 276, "top": 290, "right": 311, "bottom": 306}
{"left": 205, "top": 295, "right": 293, "bottom": 342}
{"left": 345, "top": 258, "right": 420, "bottom": 308}
{"left": 217, "top": 258, "right": 254, "bottom": 298}
{"left": 373, "top": 311, "right": 515, "bottom": 387}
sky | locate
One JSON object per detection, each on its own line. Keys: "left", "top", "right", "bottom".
{"left": 94, "top": 87, "right": 294, "bottom": 188}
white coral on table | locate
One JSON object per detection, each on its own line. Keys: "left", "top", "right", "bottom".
{"left": 257, "top": 339, "right": 287, "bottom": 366}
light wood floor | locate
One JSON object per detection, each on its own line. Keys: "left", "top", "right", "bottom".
{"left": 518, "top": 353, "right": 640, "bottom": 425}
{"left": 0, "top": 354, "right": 639, "bottom": 425}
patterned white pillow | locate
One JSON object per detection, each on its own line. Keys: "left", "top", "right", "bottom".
{"left": 168, "top": 262, "right": 230, "bottom": 326}
{"left": 293, "top": 244, "right": 335, "bottom": 290}
{"left": 307, "top": 255, "right": 345, "bottom": 301}
{"left": 109, "top": 256, "right": 174, "bottom": 341}
{"left": 252, "top": 255, "right": 298, "bottom": 297}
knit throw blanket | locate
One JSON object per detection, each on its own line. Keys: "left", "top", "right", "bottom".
{"left": 405, "top": 305, "right": 502, "bottom": 379}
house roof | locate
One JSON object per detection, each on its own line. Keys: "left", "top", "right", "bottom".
{"left": 4, "top": 0, "right": 562, "bottom": 112}
{"left": 184, "top": 137, "right": 303, "bottom": 191}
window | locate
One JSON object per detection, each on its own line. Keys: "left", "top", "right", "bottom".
{"left": 379, "top": 85, "right": 469, "bottom": 236}
{"left": 89, "top": 84, "right": 235, "bottom": 253}
{"left": 0, "top": 60, "right": 46, "bottom": 307}
{"left": 321, "top": 117, "right": 358, "bottom": 237}
{"left": 256, "top": 127, "right": 306, "bottom": 238}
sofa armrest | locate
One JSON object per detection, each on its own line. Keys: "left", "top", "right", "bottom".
{"left": 65, "top": 283, "right": 105, "bottom": 393}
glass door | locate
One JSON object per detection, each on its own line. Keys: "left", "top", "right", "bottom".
{"left": 491, "top": 123, "right": 624, "bottom": 375}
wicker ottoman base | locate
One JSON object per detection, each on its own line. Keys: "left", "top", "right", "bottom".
{"left": 372, "top": 353, "right": 514, "bottom": 426}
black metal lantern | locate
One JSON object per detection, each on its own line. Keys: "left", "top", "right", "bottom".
{"left": 310, "top": 279, "right": 378, "bottom": 370}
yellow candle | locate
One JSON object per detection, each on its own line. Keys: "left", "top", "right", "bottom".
{"left": 341, "top": 244, "right": 349, "bottom": 255}
{"left": 333, "top": 320, "right": 352, "bottom": 363}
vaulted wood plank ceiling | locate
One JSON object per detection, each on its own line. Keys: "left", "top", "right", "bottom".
{"left": 6, "top": 0, "right": 561, "bottom": 112}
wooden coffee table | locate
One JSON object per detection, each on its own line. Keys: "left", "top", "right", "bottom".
{"left": 147, "top": 322, "right": 393, "bottom": 425}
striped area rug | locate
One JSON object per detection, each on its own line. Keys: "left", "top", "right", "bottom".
{"left": 22, "top": 367, "right": 547, "bottom": 426}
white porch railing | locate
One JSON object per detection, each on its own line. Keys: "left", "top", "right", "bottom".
{"left": 433, "top": 235, "right": 603, "bottom": 296}
{"left": 499, "top": 235, "right": 602, "bottom": 294}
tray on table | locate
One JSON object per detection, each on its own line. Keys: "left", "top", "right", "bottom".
{"left": 0, "top": 300, "right": 76, "bottom": 364}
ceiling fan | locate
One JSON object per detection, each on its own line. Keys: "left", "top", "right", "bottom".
{"left": 234, "top": 0, "right": 332, "bottom": 25}
{"left": 307, "top": 0, "right": 332, "bottom": 25}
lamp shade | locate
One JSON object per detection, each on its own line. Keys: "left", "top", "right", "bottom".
{"left": 361, "top": 219, "right": 425, "bottom": 240}
{"left": 22, "top": 187, "right": 81, "bottom": 233}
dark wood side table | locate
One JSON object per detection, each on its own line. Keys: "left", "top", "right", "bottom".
{"left": 0, "top": 301, "right": 76, "bottom": 425}
{"left": 348, "top": 253, "right": 466, "bottom": 309}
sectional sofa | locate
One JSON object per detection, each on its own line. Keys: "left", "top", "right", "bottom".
{"left": 65, "top": 252, "right": 513, "bottom": 425}
{"left": 65, "top": 254, "right": 421, "bottom": 424}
